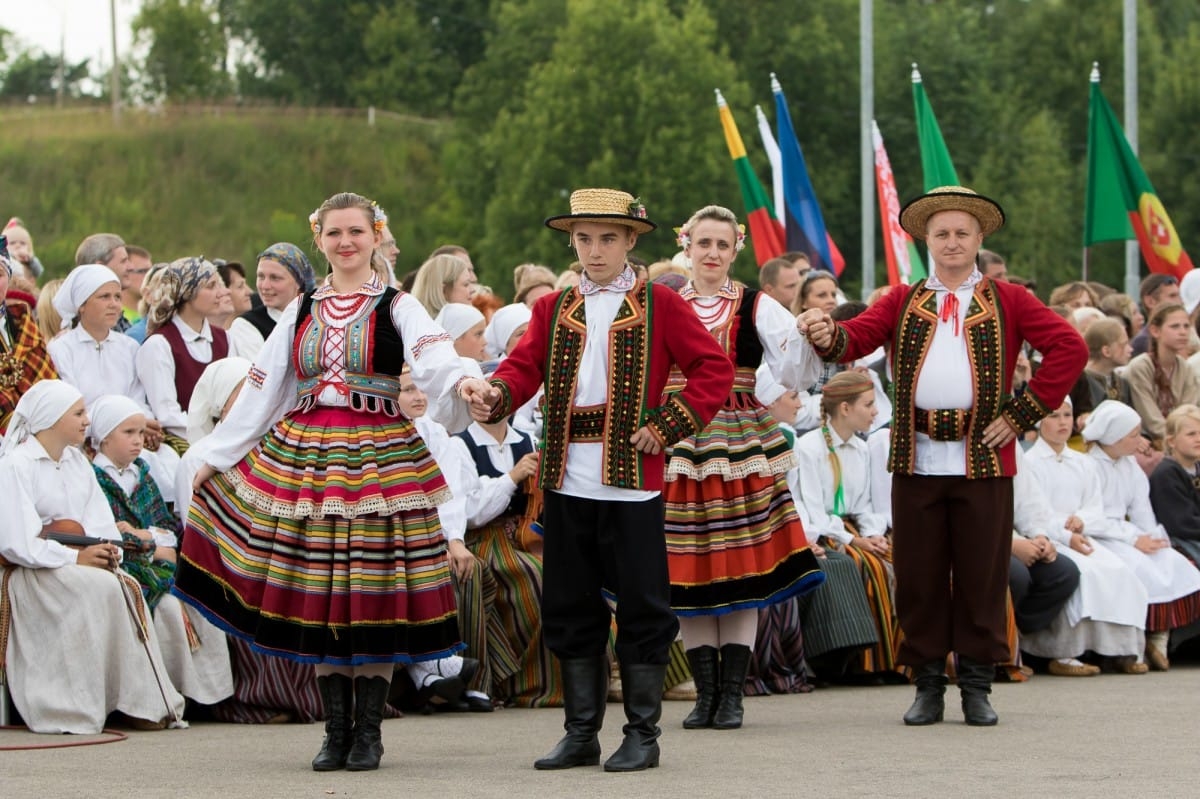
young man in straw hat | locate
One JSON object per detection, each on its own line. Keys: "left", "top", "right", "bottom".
{"left": 463, "top": 188, "right": 733, "bottom": 772}
{"left": 800, "top": 186, "right": 1087, "bottom": 727}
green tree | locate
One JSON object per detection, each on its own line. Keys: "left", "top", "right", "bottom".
{"left": 469, "top": 0, "right": 747, "bottom": 287}
{"left": 351, "top": 1, "right": 460, "bottom": 113}
{"left": 133, "top": 0, "right": 232, "bottom": 101}
{"left": 0, "top": 48, "right": 91, "bottom": 100}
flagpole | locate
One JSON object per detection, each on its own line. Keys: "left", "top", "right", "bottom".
{"left": 860, "top": 0, "right": 875, "bottom": 299}
{"left": 1123, "top": 0, "right": 1138, "bottom": 295}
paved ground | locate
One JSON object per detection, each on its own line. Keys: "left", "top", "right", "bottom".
{"left": 4, "top": 661, "right": 1198, "bottom": 799}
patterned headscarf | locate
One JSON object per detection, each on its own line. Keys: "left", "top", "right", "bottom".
{"left": 142, "top": 256, "right": 219, "bottom": 331}
{"left": 258, "top": 242, "right": 316, "bottom": 293}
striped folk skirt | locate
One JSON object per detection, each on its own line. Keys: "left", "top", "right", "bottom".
{"left": 836, "top": 533, "right": 903, "bottom": 674}
{"left": 665, "top": 405, "right": 825, "bottom": 616}
{"left": 174, "top": 406, "right": 462, "bottom": 666}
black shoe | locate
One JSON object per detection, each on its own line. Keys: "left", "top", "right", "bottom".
{"left": 902, "top": 661, "right": 947, "bottom": 726}
{"left": 958, "top": 656, "right": 999, "bottom": 726}
{"left": 465, "top": 694, "right": 495, "bottom": 713}
{"left": 312, "top": 674, "right": 354, "bottom": 771}
{"left": 345, "top": 676, "right": 390, "bottom": 771}
{"left": 712, "top": 644, "right": 751, "bottom": 730}
{"left": 681, "top": 646, "right": 719, "bottom": 730}
{"left": 603, "top": 663, "right": 666, "bottom": 772}
{"left": 534, "top": 657, "right": 607, "bottom": 770}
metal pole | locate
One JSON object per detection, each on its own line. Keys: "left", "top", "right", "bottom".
{"left": 110, "top": 0, "right": 121, "bottom": 125}
{"left": 1123, "top": 0, "right": 1138, "bottom": 295}
{"left": 860, "top": 0, "right": 875, "bottom": 299}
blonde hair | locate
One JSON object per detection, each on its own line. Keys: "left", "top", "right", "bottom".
{"left": 819, "top": 371, "right": 874, "bottom": 419}
{"left": 1048, "top": 281, "right": 1098, "bottom": 308}
{"left": 35, "top": 279, "right": 64, "bottom": 343}
{"left": 410, "top": 253, "right": 471, "bottom": 317}
{"left": 1165, "top": 403, "right": 1200, "bottom": 454}
{"left": 680, "top": 205, "right": 740, "bottom": 238}
{"left": 513, "top": 263, "right": 557, "bottom": 304}
{"left": 647, "top": 260, "right": 689, "bottom": 281}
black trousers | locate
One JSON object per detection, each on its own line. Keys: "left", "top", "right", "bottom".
{"left": 1008, "top": 553, "right": 1080, "bottom": 634}
{"left": 541, "top": 491, "right": 678, "bottom": 666}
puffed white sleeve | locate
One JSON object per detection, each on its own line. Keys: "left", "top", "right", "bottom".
{"left": 136, "top": 334, "right": 188, "bottom": 434}
{"left": 227, "top": 318, "right": 266, "bottom": 363}
{"left": 0, "top": 455, "right": 79, "bottom": 568}
{"left": 200, "top": 299, "right": 301, "bottom": 471}
{"left": 794, "top": 432, "right": 852, "bottom": 545}
{"left": 755, "top": 292, "right": 820, "bottom": 393}
{"left": 416, "top": 417, "right": 467, "bottom": 542}
{"left": 393, "top": 293, "right": 479, "bottom": 434}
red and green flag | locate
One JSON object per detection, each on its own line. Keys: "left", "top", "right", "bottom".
{"left": 716, "top": 89, "right": 785, "bottom": 267}
{"left": 1084, "top": 65, "right": 1193, "bottom": 279}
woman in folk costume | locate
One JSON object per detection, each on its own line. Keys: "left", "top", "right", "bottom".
{"left": 0, "top": 246, "right": 58, "bottom": 433}
{"left": 87, "top": 393, "right": 235, "bottom": 705}
{"left": 794, "top": 370, "right": 902, "bottom": 677}
{"left": 1017, "top": 399, "right": 1150, "bottom": 674}
{"left": 136, "top": 256, "right": 242, "bottom": 450}
{"left": 0, "top": 380, "right": 186, "bottom": 733}
{"left": 173, "top": 192, "right": 492, "bottom": 772}
{"left": 1150, "top": 404, "right": 1200, "bottom": 571}
{"left": 228, "top": 243, "right": 316, "bottom": 361}
{"left": 755, "top": 365, "right": 877, "bottom": 688}
{"left": 1083, "top": 400, "right": 1200, "bottom": 671}
{"left": 665, "top": 205, "right": 825, "bottom": 731}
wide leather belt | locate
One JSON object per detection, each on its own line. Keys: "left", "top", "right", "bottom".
{"left": 568, "top": 404, "right": 606, "bottom": 443}
{"left": 914, "top": 407, "right": 972, "bottom": 442}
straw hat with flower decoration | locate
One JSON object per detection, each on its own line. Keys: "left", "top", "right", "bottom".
{"left": 545, "top": 189, "right": 657, "bottom": 234}
{"left": 899, "top": 186, "right": 1005, "bottom": 240}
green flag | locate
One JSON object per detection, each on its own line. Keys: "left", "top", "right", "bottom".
{"left": 911, "top": 63, "right": 959, "bottom": 191}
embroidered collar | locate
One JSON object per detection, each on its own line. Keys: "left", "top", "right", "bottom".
{"left": 579, "top": 265, "right": 636, "bottom": 296}
{"left": 680, "top": 278, "right": 738, "bottom": 301}
{"left": 926, "top": 268, "right": 983, "bottom": 293}
{"left": 312, "top": 271, "right": 386, "bottom": 300}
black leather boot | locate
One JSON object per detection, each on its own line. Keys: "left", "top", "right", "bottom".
{"left": 603, "top": 663, "right": 666, "bottom": 772}
{"left": 681, "top": 646, "right": 719, "bottom": 729}
{"left": 902, "top": 661, "right": 947, "bottom": 726}
{"left": 957, "top": 656, "right": 999, "bottom": 726}
{"left": 311, "top": 674, "right": 354, "bottom": 771}
{"left": 712, "top": 644, "right": 751, "bottom": 730}
{"left": 534, "top": 657, "right": 607, "bottom": 770}
{"left": 345, "top": 676, "right": 390, "bottom": 771}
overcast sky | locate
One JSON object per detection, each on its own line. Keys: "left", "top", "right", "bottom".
{"left": 5, "top": 0, "right": 139, "bottom": 67}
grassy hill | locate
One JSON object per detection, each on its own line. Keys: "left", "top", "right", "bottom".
{"left": 0, "top": 106, "right": 450, "bottom": 280}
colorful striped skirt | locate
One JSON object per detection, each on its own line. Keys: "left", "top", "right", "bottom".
{"left": 665, "top": 405, "right": 824, "bottom": 616}
{"left": 174, "top": 406, "right": 462, "bottom": 666}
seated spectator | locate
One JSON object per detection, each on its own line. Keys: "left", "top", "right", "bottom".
{"left": 435, "top": 302, "right": 488, "bottom": 363}
{"left": 1149, "top": 404, "right": 1200, "bottom": 581}
{"left": 470, "top": 285, "right": 504, "bottom": 323}
{"left": 1018, "top": 401, "right": 1149, "bottom": 675}
{"left": 1048, "top": 281, "right": 1099, "bottom": 310}
{"left": 0, "top": 254, "right": 58, "bottom": 432}
{"left": 3, "top": 223, "right": 43, "bottom": 282}
{"left": 1083, "top": 401, "right": 1200, "bottom": 670}
{"left": 411, "top": 253, "right": 474, "bottom": 318}
{"left": 88, "top": 394, "right": 234, "bottom": 707}
{"left": 123, "top": 245, "right": 154, "bottom": 328}
{"left": 1125, "top": 304, "right": 1199, "bottom": 446}
{"left": 74, "top": 233, "right": 133, "bottom": 332}
{"left": 1098, "top": 292, "right": 1141, "bottom": 339}
{"left": 1131, "top": 274, "right": 1181, "bottom": 356}
{"left": 513, "top": 263, "right": 557, "bottom": 308}
{"left": 228, "top": 244, "right": 315, "bottom": 360}
{"left": 34, "top": 278, "right": 64, "bottom": 344}
{"left": 978, "top": 249, "right": 1006, "bottom": 281}
{"left": 0, "top": 380, "right": 186, "bottom": 733}
{"left": 136, "top": 257, "right": 240, "bottom": 448}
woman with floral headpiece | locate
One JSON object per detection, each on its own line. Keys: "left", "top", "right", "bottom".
{"left": 664, "top": 204, "right": 825, "bottom": 732}
{"left": 172, "top": 191, "right": 494, "bottom": 773}
{"left": 135, "top": 256, "right": 239, "bottom": 449}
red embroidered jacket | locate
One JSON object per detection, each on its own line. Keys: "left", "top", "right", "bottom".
{"left": 488, "top": 280, "right": 734, "bottom": 492}
{"left": 817, "top": 276, "right": 1087, "bottom": 478}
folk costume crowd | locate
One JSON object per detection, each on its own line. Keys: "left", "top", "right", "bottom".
{"left": 2, "top": 181, "right": 1200, "bottom": 776}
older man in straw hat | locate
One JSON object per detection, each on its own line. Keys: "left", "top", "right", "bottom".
{"left": 800, "top": 186, "right": 1087, "bottom": 727}
{"left": 464, "top": 188, "right": 733, "bottom": 772}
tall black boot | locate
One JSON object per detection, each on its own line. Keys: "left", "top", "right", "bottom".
{"left": 712, "top": 644, "right": 751, "bottom": 730}
{"left": 534, "top": 657, "right": 607, "bottom": 770}
{"left": 902, "top": 661, "right": 947, "bottom": 726}
{"left": 957, "top": 656, "right": 999, "bottom": 726}
{"left": 681, "top": 646, "right": 719, "bottom": 729}
{"left": 311, "top": 674, "right": 354, "bottom": 771}
{"left": 345, "top": 676, "right": 390, "bottom": 771}
{"left": 603, "top": 663, "right": 666, "bottom": 772}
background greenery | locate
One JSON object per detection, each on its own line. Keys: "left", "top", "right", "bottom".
{"left": 1, "top": 0, "right": 1198, "bottom": 299}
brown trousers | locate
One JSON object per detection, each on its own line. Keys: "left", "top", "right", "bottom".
{"left": 891, "top": 474, "right": 1013, "bottom": 666}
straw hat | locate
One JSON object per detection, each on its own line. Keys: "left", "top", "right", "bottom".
{"left": 545, "top": 188, "right": 656, "bottom": 234}
{"left": 899, "top": 186, "right": 1005, "bottom": 239}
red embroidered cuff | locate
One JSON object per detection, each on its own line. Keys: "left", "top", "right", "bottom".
{"left": 1000, "top": 389, "right": 1051, "bottom": 432}
{"left": 485, "top": 379, "right": 514, "bottom": 424}
{"left": 645, "top": 395, "right": 701, "bottom": 447}
{"left": 814, "top": 324, "right": 849, "bottom": 363}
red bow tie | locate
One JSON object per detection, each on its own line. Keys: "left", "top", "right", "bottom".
{"left": 940, "top": 293, "right": 961, "bottom": 337}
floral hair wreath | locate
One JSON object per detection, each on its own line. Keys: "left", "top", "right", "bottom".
{"left": 674, "top": 223, "right": 747, "bottom": 252}
{"left": 309, "top": 201, "right": 389, "bottom": 234}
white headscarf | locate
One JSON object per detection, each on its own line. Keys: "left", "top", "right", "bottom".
{"left": 1081, "top": 399, "right": 1142, "bottom": 445}
{"left": 52, "top": 264, "right": 121, "bottom": 329}
{"left": 87, "top": 394, "right": 146, "bottom": 448}
{"left": 485, "top": 303, "right": 532, "bottom": 358}
{"left": 187, "top": 357, "right": 252, "bottom": 443}
{"left": 754, "top": 362, "right": 787, "bottom": 406}
{"left": 434, "top": 302, "right": 486, "bottom": 340}
{"left": 0, "top": 379, "right": 84, "bottom": 458}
